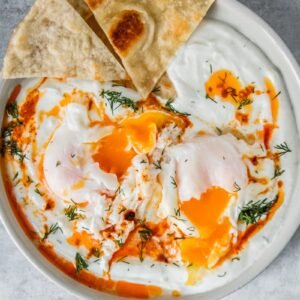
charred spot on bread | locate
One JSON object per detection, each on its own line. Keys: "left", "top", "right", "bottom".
{"left": 109, "top": 10, "right": 144, "bottom": 55}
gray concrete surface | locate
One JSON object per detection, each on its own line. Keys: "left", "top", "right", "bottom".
{"left": 0, "top": 0, "right": 300, "bottom": 299}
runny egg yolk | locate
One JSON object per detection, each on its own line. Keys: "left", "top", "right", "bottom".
{"left": 205, "top": 69, "right": 256, "bottom": 109}
{"left": 180, "top": 187, "right": 232, "bottom": 269}
{"left": 93, "top": 111, "right": 183, "bottom": 178}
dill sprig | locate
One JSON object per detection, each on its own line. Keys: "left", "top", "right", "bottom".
{"left": 6, "top": 102, "right": 19, "bottom": 119}
{"left": 165, "top": 99, "right": 191, "bottom": 116}
{"left": 65, "top": 203, "right": 83, "bottom": 221}
{"left": 238, "top": 195, "right": 278, "bottom": 225}
{"left": 75, "top": 253, "right": 88, "bottom": 274}
{"left": 274, "top": 142, "right": 291, "bottom": 156}
{"left": 1, "top": 101, "right": 25, "bottom": 162}
{"left": 233, "top": 182, "right": 241, "bottom": 192}
{"left": 42, "top": 223, "right": 63, "bottom": 241}
{"left": 272, "top": 166, "right": 285, "bottom": 179}
{"left": 153, "top": 161, "right": 162, "bottom": 170}
{"left": 1, "top": 122, "right": 18, "bottom": 138}
{"left": 101, "top": 90, "right": 138, "bottom": 114}
{"left": 272, "top": 91, "right": 281, "bottom": 100}
{"left": 237, "top": 99, "right": 253, "bottom": 110}
{"left": 0, "top": 140, "right": 26, "bottom": 162}
{"left": 170, "top": 176, "right": 177, "bottom": 188}
{"left": 138, "top": 225, "right": 153, "bottom": 262}
{"left": 216, "top": 127, "right": 222, "bottom": 136}
{"left": 171, "top": 208, "right": 187, "bottom": 223}
{"left": 206, "top": 94, "right": 217, "bottom": 104}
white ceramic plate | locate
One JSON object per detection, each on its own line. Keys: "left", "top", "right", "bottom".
{"left": 1, "top": 0, "right": 300, "bottom": 299}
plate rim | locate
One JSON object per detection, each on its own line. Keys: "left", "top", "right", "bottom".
{"left": 0, "top": 0, "right": 300, "bottom": 299}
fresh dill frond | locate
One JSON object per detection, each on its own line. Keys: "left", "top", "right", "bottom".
{"left": 272, "top": 91, "right": 281, "bottom": 100}
{"left": 233, "top": 182, "right": 241, "bottom": 192}
{"left": 138, "top": 226, "right": 153, "bottom": 242}
{"left": 138, "top": 224, "right": 153, "bottom": 262}
{"left": 101, "top": 90, "right": 138, "bottom": 114}
{"left": 1, "top": 140, "right": 26, "bottom": 162}
{"left": 119, "top": 207, "right": 126, "bottom": 214}
{"left": 231, "top": 257, "right": 240, "bottom": 262}
{"left": 165, "top": 99, "right": 191, "bottom": 116}
{"left": 65, "top": 204, "right": 83, "bottom": 221}
{"left": 1, "top": 122, "right": 17, "bottom": 138}
{"left": 216, "top": 127, "right": 222, "bottom": 136}
{"left": 174, "top": 208, "right": 181, "bottom": 217}
{"left": 75, "top": 253, "right": 88, "bottom": 274}
{"left": 12, "top": 172, "right": 19, "bottom": 181}
{"left": 6, "top": 102, "right": 19, "bottom": 119}
{"left": 117, "top": 256, "right": 130, "bottom": 264}
{"left": 206, "top": 94, "right": 217, "bottom": 104}
{"left": 238, "top": 195, "right": 278, "bottom": 225}
{"left": 274, "top": 142, "right": 291, "bottom": 156}
{"left": 42, "top": 223, "right": 63, "bottom": 241}
{"left": 237, "top": 99, "right": 253, "bottom": 110}
{"left": 272, "top": 166, "right": 285, "bottom": 179}
{"left": 34, "top": 187, "right": 44, "bottom": 196}
{"left": 153, "top": 161, "right": 162, "bottom": 170}
{"left": 115, "top": 239, "right": 124, "bottom": 247}
{"left": 170, "top": 176, "right": 177, "bottom": 188}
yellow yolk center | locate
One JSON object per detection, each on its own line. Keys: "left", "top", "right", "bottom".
{"left": 180, "top": 187, "right": 232, "bottom": 270}
{"left": 93, "top": 111, "right": 184, "bottom": 178}
{"left": 205, "top": 69, "right": 256, "bottom": 109}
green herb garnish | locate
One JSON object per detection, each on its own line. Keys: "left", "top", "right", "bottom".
{"left": 75, "top": 253, "right": 88, "bottom": 274}
{"left": 153, "top": 161, "right": 162, "bottom": 170}
{"left": 237, "top": 99, "right": 253, "bottom": 110}
{"left": 170, "top": 176, "right": 177, "bottom": 188}
{"left": 42, "top": 223, "right": 63, "bottom": 241}
{"left": 65, "top": 203, "right": 83, "bottom": 221}
{"left": 206, "top": 94, "right": 217, "bottom": 104}
{"left": 165, "top": 99, "right": 191, "bottom": 116}
{"left": 274, "top": 142, "right": 291, "bottom": 156}
{"left": 272, "top": 166, "right": 285, "bottom": 179}
{"left": 7, "top": 102, "right": 19, "bottom": 119}
{"left": 233, "top": 182, "right": 241, "bottom": 192}
{"left": 101, "top": 90, "right": 138, "bottom": 114}
{"left": 138, "top": 225, "right": 153, "bottom": 262}
{"left": 238, "top": 195, "right": 278, "bottom": 225}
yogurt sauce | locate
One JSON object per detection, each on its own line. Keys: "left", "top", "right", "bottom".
{"left": 1, "top": 19, "right": 298, "bottom": 297}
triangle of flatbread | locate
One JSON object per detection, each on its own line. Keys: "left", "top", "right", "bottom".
{"left": 67, "top": 0, "right": 93, "bottom": 20}
{"left": 2, "top": 0, "right": 126, "bottom": 81}
{"left": 85, "top": 0, "right": 215, "bottom": 98}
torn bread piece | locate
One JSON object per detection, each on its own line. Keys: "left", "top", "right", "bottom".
{"left": 2, "top": 0, "right": 126, "bottom": 81}
{"left": 85, "top": 0, "right": 215, "bottom": 98}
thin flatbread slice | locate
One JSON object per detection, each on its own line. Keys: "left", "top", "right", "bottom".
{"left": 2, "top": 0, "right": 126, "bottom": 81}
{"left": 67, "top": 0, "right": 93, "bottom": 20}
{"left": 85, "top": 0, "right": 215, "bottom": 98}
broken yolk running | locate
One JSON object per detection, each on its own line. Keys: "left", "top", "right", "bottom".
{"left": 93, "top": 111, "right": 184, "bottom": 179}
{"left": 180, "top": 187, "right": 233, "bottom": 269}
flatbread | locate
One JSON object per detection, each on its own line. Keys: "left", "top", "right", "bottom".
{"left": 2, "top": 0, "right": 126, "bottom": 81}
{"left": 85, "top": 0, "right": 215, "bottom": 98}
{"left": 67, "top": 0, "right": 93, "bottom": 20}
